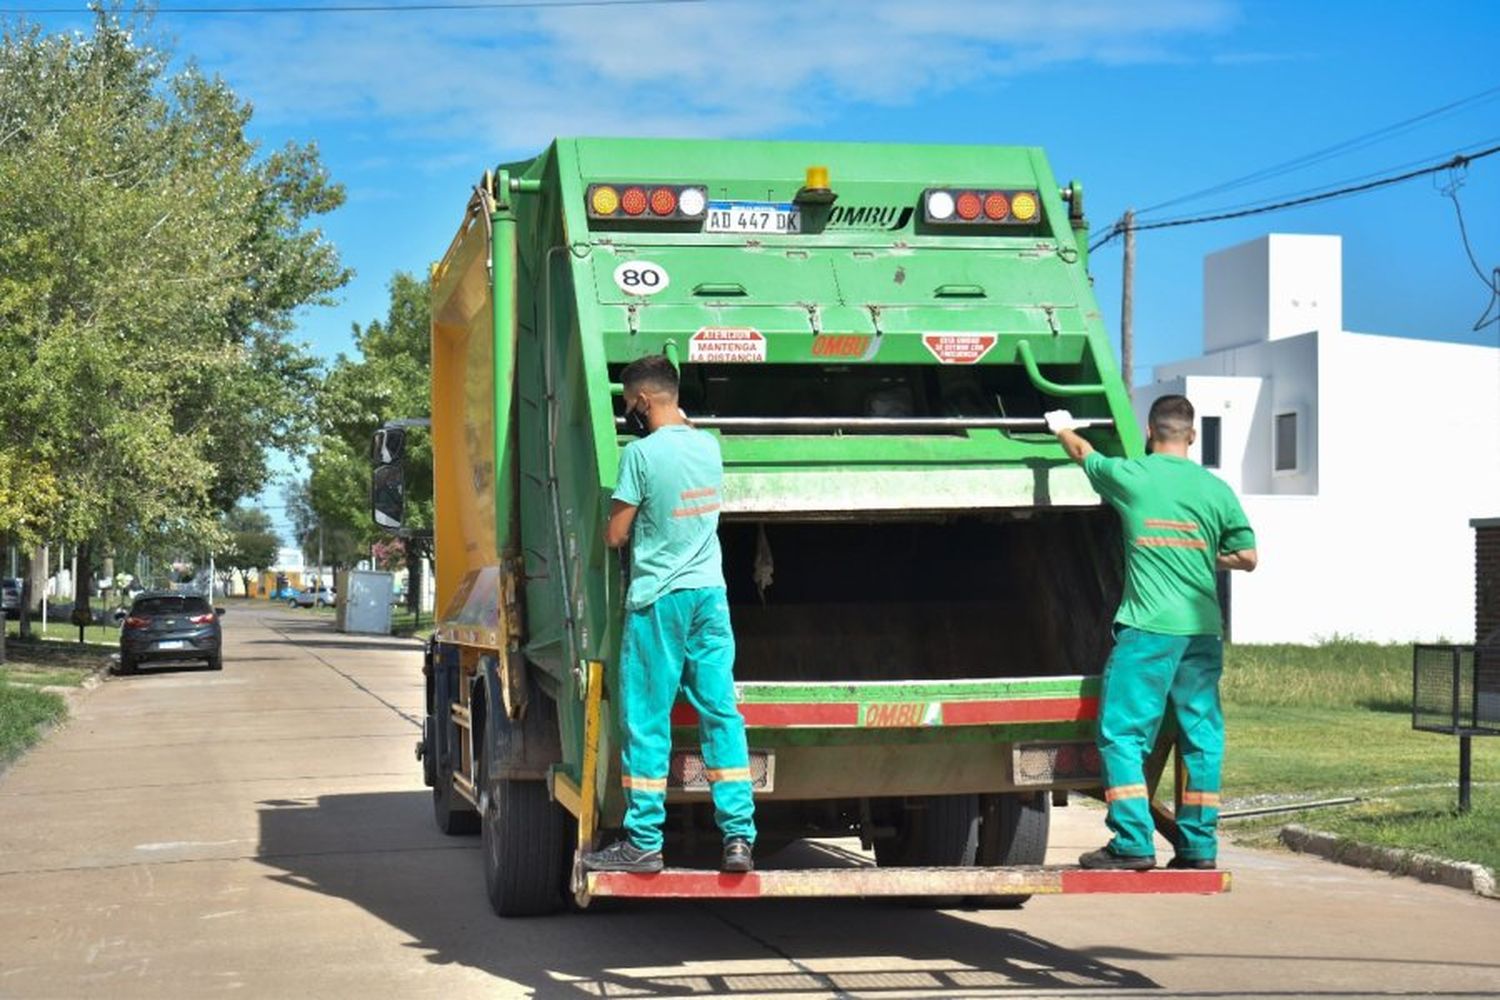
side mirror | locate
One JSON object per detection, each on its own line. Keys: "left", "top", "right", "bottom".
{"left": 113, "top": 608, "right": 127, "bottom": 624}
{"left": 372, "top": 427, "right": 406, "bottom": 466}
{"left": 215, "top": 607, "right": 227, "bottom": 616}
{"left": 372, "top": 462, "right": 406, "bottom": 530}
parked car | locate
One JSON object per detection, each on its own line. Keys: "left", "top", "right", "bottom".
{"left": 118, "top": 592, "right": 224, "bottom": 673}
{"left": 269, "top": 584, "right": 299, "bottom": 600}
{"left": 288, "top": 585, "right": 335, "bottom": 609}
{"left": 1, "top": 577, "right": 21, "bottom": 620}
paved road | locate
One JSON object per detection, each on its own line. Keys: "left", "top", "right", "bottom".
{"left": 1, "top": 605, "right": 1497, "bottom": 999}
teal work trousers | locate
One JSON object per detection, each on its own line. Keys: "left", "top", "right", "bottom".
{"left": 618, "top": 586, "right": 756, "bottom": 853}
{"left": 1097, "top": 626, "right": 1224, "bottom": 861}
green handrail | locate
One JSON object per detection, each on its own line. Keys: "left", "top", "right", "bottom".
{"left": 1016, "top": 340, "right": 1106, "bottom": 398}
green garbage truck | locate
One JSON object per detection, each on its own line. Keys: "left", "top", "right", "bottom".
{"left": 370, "top": 138, "right": 1229, "bottom": 915}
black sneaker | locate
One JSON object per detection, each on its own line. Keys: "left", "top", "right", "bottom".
{"left": 582, "top": 840, "right": 663, "bottom": 873}
{"left": 1078, "top": 846, "right": 1156, "bottom": 870}
{"left": 1167, "top": 856, "right": 1217, "bottom": 870}
{"left": 722, "top": 837, "right": 754, "bottom": 873}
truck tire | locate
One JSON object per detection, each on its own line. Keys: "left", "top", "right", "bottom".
{"left": 970, "top": 792, "right": 1051, "bottom": 909}
{"left": 478, "top": 729, "right": 571, "bottom": 917}
{"left": 873, "top": 794, "right": 980, "bottom": 908}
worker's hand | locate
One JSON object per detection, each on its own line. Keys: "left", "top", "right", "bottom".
{"left": 1044, "top": 409, "right": 1083, "bottom": 435}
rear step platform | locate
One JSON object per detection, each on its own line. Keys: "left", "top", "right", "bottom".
{"left": 586, "top": 865, "right": 1230, "bottom": 900}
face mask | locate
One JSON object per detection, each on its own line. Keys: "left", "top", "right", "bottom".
{"left": 624, "top": 402, "right": 650, "bottom": 437}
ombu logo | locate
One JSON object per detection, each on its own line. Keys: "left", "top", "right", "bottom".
{"left": 824, "top": 205, "right": 913, "bottom": 230}
{"left": 811, "top": 334, "right": 874, "bottom": 359}
{"left": 864, "top": 702, "right": 933, "bottom": 727}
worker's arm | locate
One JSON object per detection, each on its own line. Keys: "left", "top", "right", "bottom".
{"left": 604, "top": 500, "right": 638, "bottom": 549}
{"left": 1045, "top": 410, "right": 1095, "bottom": 464}
{"left": 1217, "top": 548, "right": 1258, "bottom": 572}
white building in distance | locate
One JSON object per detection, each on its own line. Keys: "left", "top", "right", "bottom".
{"left": 1135, "top": 234, "right": 1500, "bottom": 644}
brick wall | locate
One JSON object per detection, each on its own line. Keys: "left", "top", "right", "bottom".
{"left": 1477, "top": 520, "right": 1500, "bottom": 643}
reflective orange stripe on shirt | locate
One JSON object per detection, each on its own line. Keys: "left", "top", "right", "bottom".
{"left": 1104, "top": 784, "right": 1149, "bottom": 802}
{"left": 1136, "top": 536, "right": 1209, "bottom": 550}
{"left": 680, "top": 487, "right": 717, "bottom": 501}
{"left": 672, "top": 502, "right": 721, "bottom": 519}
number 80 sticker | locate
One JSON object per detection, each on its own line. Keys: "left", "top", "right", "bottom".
{"left": 613, "top": 260, "right": 670, "bottom": 296}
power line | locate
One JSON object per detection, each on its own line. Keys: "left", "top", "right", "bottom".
{"left": 1147, "top": 133, "right": 1500, "bottom": 224}
{"left": 1089, "top": 143, "right": 1500, "bottom": 253}
{"left": 1137, "top": 81, "right": 1500, "bottom": 217}
{"left": 1438, "top": 167, "right": 1500, "bottom": 331}
{"left": 0, "top": 0, "right": 703, "bottom": 12}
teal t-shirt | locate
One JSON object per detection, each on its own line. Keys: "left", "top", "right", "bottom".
{"left": 613, "top": 425, "right": 727, "bottom": 610}
{"left": 1083, "top": 452, "right": 1256, "bottom": 637}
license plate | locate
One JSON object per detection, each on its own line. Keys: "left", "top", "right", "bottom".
{"left": 157, "top": 640, "right": 188, "bottom": 650}
{"left": 706, "top": 201, "right": 801, "bottom": 235}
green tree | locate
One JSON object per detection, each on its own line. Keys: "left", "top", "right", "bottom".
{"left": 301, "top": 273, "right": 433, "bottom": 598}
{"left": 0, "top": 11, "right": 349, "bottom": 624}
{"left": 212, "top": 506, "right": 280, "bottom": 596}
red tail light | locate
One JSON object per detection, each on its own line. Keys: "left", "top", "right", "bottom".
{"left": 620, "top": 186, "right": 648, "bottom": 216}
{"left": 983, "top": 191, "right": 1010, "bottom": 220}
{"left": 955, "top": 191, "right": 982, "bottom": 220}
{"left": 189, "top": 613, "right": 215, "bottom": 624}
{"left": 124, "top": 616, "right": 151, "bottom": 629}
{"left": 649, "top": 187, "right": 677, "bottom": 216}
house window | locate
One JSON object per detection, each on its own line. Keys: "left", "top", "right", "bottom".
{"left": 1274, "top": 412, "right": 1298, "bottom": 472}
{"left": 1200, "top": 416, "right": 1222, "bottom": 469}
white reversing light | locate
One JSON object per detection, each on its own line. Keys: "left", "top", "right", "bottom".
{"left": 678, "top": 187, "right": 707, "bottom": 217}
{"left": 926, "top": 190, "right": 955, "bottom": 221}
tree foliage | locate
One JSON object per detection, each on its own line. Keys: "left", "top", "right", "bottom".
{"left": 212, "top": 505, "right": 280, "bottom": 593}
{"left": 299, "top": 272, "right": 433, "bottom": 567}
{"left": 0, "top": 11, "right": 348, "bottom": 553}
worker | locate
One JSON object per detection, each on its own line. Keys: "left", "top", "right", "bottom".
{"left": 581, "top": 355, "right": 757, "bottom": 874}
{"left": 1046, "top": 395, "right": 1258, "bottom": 871}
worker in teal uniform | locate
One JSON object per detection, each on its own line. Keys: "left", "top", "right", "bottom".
{"left": 582, "top": 355, "right": 756, "bottom": 874}
{"left": 1047, "top": 395, "right": 1258, "bottom": 870}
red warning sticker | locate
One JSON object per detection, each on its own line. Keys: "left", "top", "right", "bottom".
{"left": 690, "top": 327, "right": 766, "bottom": 363}
{"left": 922, "top": 333, "right": 997, "bottom": 365}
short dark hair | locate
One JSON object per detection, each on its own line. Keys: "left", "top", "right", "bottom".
{"left": 1148, "top": 394, "right": 1195, "bottom": 443}
{"left": 620, "top": 355, "right": 679, "bottom": 397}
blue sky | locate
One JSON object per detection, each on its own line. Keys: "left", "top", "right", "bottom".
{"left": 15, "top": 0, "right": 1500, "bottom": 538}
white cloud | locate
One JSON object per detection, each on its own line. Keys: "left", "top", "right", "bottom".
{"left": 189, "top": 0, "right": 1241, "bottom": 157}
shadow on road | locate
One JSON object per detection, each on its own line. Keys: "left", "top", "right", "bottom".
{"left": 255, "top": 790, "right": 1157, "bottom": 996}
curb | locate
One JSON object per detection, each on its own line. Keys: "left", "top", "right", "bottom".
{"left": 1280, "top": 823, "right": 1498, "bottom": 899}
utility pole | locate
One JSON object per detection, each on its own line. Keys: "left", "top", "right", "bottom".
{"left": 1120, "top": 208, "right": 1136, "bottom": 403}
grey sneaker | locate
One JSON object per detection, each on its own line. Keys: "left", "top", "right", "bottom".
{"left": 1078, "top": 846, "right": 1156, "bottom": 871}
{"left": 582, "top": 840, "right": 663, "bottom": 873}
{"left": 722, "top": 837, "right": 754, "bottom": 873}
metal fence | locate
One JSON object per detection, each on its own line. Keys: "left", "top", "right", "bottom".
{"left": 1412, "top": 643, "right": 1500, "bottom": 736}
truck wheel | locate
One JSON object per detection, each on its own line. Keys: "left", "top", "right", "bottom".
{"left": 873, "top": 794, "right": 980, "bottom": 908}
{"left": 479, "top": 735, "right": 571, "bottom": 917}
{"left": 970, "top": 792, "right": 1052, "bottom": 909}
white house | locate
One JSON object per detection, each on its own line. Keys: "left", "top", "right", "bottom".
{"left": 1135, "top": 234, "right": 1500, "bottom": 644}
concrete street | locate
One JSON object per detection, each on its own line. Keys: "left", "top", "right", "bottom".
{"left": 1, "top": 605, "right": 1497, "bottom": 999}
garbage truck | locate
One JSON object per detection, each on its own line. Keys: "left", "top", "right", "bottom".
{"left": 370, "top": 138, "right": 1230, "bottom": 915}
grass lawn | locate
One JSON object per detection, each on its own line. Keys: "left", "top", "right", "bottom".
{"left": 0, "top": 639, "right": 105, "bottom": 764}
{"left": 1216, "top": 639, "right": 1500, "bottom": 873}
{"left": 6, "top": 619, "right": 119, "bottom": 647}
